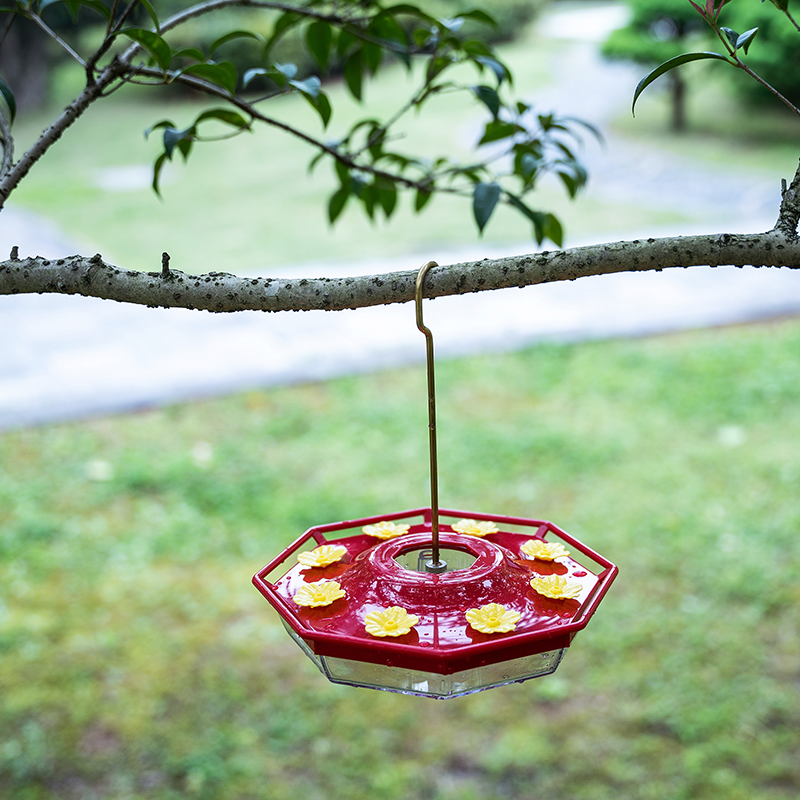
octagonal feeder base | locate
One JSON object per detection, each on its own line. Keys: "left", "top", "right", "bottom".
{"left": 253, "top": 507, "right": 617, "bottom": 699}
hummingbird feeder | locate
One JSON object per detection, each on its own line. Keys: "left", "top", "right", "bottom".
{"left": 253, "top": 262, "right": 617, "bottom": 698}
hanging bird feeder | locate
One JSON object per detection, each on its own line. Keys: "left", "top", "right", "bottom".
{"left": 253, "top": 262, "right": 617, "bottom": 698}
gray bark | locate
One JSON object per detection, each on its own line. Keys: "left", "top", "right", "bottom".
{"left": 1, "top": 229, "right": 798, "bottom": 314}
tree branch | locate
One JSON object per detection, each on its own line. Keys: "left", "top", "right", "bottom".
{"left": 2, "top": 229, "right": 798, "bottom": 314}
{"left": 0, "top": 58, "right": 129, "bottom": 206}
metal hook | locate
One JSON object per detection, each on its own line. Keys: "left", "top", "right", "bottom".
{"left": 416, "top": 261, "right": 446, "bottom": 574}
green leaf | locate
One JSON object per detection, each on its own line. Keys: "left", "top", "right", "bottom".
{"left": 471, "top": 84, "right": 500, "bottom": 119}
{"left": 542, "top": 213, "right": 563, "bottom": 248}
{"left": 308, "top": 150, "right": 326, "bottom": 174}
{"left": 344, "top": 51, "right": 364, "bottom": 101}
{"left": 415, "top": 187, "right": 433, "bottom": 212}
{"left": 369, "top": 13, "right": 409, "bottom": 56}
{"left": 632, "top": 52, "right": 731, "bottom": 116}
{"left": 144, "top": 118, "right": 176, "bottom": 139}
{"left": 289, "top": 76, "right": 321, "bottom": 99}
{"left": 473, "top": 182, "right": 501, "bottom": 233}
{"left": 0, "top": 75, "right": 16, "bottom": 127}
{"left": 266, "top": 11, "right": 301, "bottom": 53}
{"left": 506, "top": 194, "right": 562, "bottom": 247}
{"left": 720, "top": 27, "right": 740, "bottom": 50}
{"left": 475, "top": 56, "right": 509, "bottom": 86}
{"left": 379, "top": 152, "right": 413, "bottom": 171}
{"left": 290, "top": 76, "right": 332, "bottom": 127}
{"left": 438, "top": 17, "right": 464, "bottom": 34}
{"left": 40, "top": 0, "right": 110, "bottom": 21}
{"left": 274, "top": 62, "right": 298, "bottom": 80}
{"left": 463, "top": 40, "right": 493, "bottom": 60}
{"left": 561, "top": 115, "right": 604, "bottom": 145}
{"left": 367, "top": 126, "right": 386, "bottom": 160}
{"left": 178, "top": 62, "right": 238, "bottom": 95}
{"left": 242, "top": 68, "right": 267, "bottom": 89}
{"left": 194, "top": 108, "right": 250, "bottom": 130}
{"left": 208, "top": 30, "right": 264, "bottom": 55}
{"left": 459, "top": 9, "right": 497, "bottom": 27}
{"left": 537, "top": 113, "right": 557, "bottom": 130}
{"left": 478, "top": 119, "right": 518, "bottom": 145}
{"left": 378, "top": 184, "right": 397, "bottom": 218}
{"left": 426, "top": 55, "right": 455, "bottom": 83}
{"left": 121, "top": 28, "right": 173, "bottom": 71}
{"left": 163, "top": 127, "right": 193, "bottom": 160}
{"left": 382, "top": 3, "right": 435, "bottom": 24}
{"left": 138, "top": 0, "right": 160, "bottom": 32}
{"left": 328, "top": 186, "right": 350, "bottom": 223}
{"left": 351, "top": 175, "right": 367, "bottom": 197}
{"left": 736, "top": 28, "right": 758, "bottom": 55}
{"left": 557, "top": 163, "right": 588, "bottom": 198}
{"left": 519, "top": 152, "right": 540, "bottom": 181}
{"left": 335, "top": 159, "right": 350, "bottom": 186}
{"left": 360, "top": 184, "right": 377, "bottom": 219}
{"left": 151, "top": 151, "right": 168, "bottom": 198}
{"left": 172, "top": 47, "right": 206, "bottom": 62}
{"left": 363, "top": 41, "right": 383, "bottom": 75}
{"left": 306, "top": 21, "right": 332, "bottom": 70}
{"left": 305, "top": 91, "right": 332, "bottom": 128}
{"left": 555, "top": 141, "right": 577, "bottom": 161}
{"left": 413, "top": 27, "right": 433, "bottom": 49}
{"left": 337, "top": 28, "right": 358, "bottom": 58}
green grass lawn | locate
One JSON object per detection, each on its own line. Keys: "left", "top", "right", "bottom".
{"left": 2, "top": 316, "right": 799, "bottom": 799}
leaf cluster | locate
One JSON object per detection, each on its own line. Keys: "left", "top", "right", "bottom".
{"left": 0, "top": 0, "right": 596, "bottom": 245}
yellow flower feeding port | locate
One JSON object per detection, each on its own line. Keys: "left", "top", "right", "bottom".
{"left": 253, "top": 263, "right": 618, "bottom": 698}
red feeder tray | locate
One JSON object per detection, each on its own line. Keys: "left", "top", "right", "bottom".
{"left": 253, "top": 506, "right": 617, "bottom": 699}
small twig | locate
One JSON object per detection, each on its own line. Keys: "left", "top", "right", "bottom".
{"left": 27, "top": 11, "right": 87, "bottom": 68}
{"left": 783, "top": 8, "right": 800, "bottom": 34}
{"left": 162, "top": 252, "right": 171, "bottom": 276}
{"left": 106, "top": 0, "right": 121, "bottom": 35}
{"left": 88, "top": 0, "right": 143, "bottom": 81}
{"left": 774, "top": 160, "right": 800, "bottom": 240}
{"left": 0, "top": 108, "right": 13, "bottom": 178}
{"left": 733, "top": 57, "right": 800, "bottom": 119}
{"left": 0, "top": 10, "right": 15, "bottom": 50}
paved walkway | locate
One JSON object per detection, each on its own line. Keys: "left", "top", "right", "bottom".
{"left": 2, "top": 2, "right": 800, "bottom": 430}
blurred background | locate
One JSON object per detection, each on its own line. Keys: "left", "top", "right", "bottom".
{"left": 1, "top": 1, "right": 799, "bottom": 798}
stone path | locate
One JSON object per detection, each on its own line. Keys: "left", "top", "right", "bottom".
{"left": 2, "top": 2, "right": 799, "bottom": 430}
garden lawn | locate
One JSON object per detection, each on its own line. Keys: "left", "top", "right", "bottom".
{"left": 1, "top": 315, "right": 799, "bottom": 800}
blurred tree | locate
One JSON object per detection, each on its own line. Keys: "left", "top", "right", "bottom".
{"left": 602, "top": 0, "right": 708, "bottom": 131}
{"left": 0, "top": 13, "right": 48, "bottom": 110}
